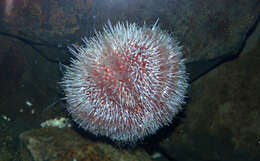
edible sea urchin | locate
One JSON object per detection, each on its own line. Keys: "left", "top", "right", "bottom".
{"left": 61, "top": 20, "right": 188, "bottom": 142}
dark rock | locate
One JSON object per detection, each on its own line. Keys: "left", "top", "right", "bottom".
{"left": 159, "top": 23, "right": 260, "bottom": 161}
{"left": 1, "top": 0, "right": 259, "bottom": 60}
{"left": 19, "top": 127, "right": 152, "bottom": 161}
{"left": 0, "top": 0, "right": 259, "bottom": 84}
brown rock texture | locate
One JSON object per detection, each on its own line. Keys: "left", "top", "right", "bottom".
{"left": 19, "top": 127, "right": 152, "bottom": 161}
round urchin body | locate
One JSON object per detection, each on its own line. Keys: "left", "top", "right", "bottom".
{"left": 61, "top": 21, "right": 188, "bottom": 142}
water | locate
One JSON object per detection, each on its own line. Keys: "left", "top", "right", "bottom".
{"left": 0, "top": 0, "right": 259, "bottom": 161}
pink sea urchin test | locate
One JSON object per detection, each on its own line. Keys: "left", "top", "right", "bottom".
{"left": 61, "top": 20, "right": 188, "bottom": 142}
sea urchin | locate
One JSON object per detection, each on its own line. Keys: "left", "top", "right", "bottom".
{"left": 61, "top": 20, "right": 188, "bottom": 142}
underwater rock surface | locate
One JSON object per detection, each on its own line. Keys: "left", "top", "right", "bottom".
{"left": 19, "top": 127, "right": 152, "bottom": 161}
{"left": 0, "top": 0, "right": 258, "bottom": 62}
{"left": 159, "top": 23, "right": 260, "bottom": 161}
